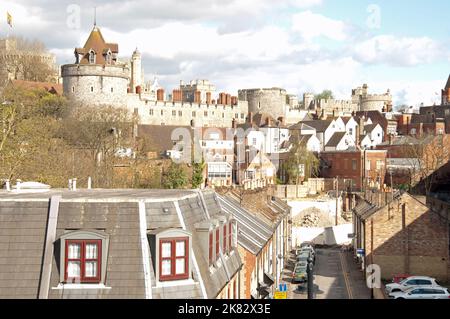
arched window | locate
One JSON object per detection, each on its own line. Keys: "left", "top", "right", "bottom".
{"left": 89, "top": 50, "right": 96, "bottom": 64}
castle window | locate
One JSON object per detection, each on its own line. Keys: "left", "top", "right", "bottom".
{"left": 204, "top": 111, "right": 208, "bottom": 117}
{"left": 161, "top": 110, "right": 164, "bottom": 116}
{"left": 91, "top": 87, "right": 94, "bottom": 93}
{"left": 111, "top": 87, "right": 114, "bottom": 93}
{"left": 72, "top": 87, "right": 75, "bottom": 93}
{"left": 192, "top": 111, "right": 196, "bottom": 117}
{"left": 178, "top": 111, "right": 182, "bottom": 116}
{"left": 172, "top": 110, "right": 176, "bottom": 117}
{"left": 150, "top": 109, "right": 154, "bottom": 116}
{"left": 106, "top": 51, "right": 112, "bottom": 65}
{"left": 89, "top": 50, "right": 96, "bottom": 64}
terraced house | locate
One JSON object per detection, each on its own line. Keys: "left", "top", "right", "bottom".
{"left": 0, "top": 187, "right": 244, "bottom": 299}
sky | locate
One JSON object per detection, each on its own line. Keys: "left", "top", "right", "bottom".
{"left": 0, "top": 0, "right": 449, "bottom": 107}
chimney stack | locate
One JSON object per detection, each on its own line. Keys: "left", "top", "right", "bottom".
{"left": 206, "top": 92, "right": 212, "bottom": 104}
{"left": 157, "top": 88, "right": 165, "bottom": 101}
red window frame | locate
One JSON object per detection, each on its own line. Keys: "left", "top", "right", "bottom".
{"left": 209, "top": 232, "right": 214, "bottom": 265}
{"left": 159, "top": 237, "right": 189, "bottom": 281}
{"left": 64, "top": 239, "right": 102, "bottom": 283}
{"left": 223, "top": 224, "right": 227, "bottom": 253}
{"left": 229, "top": 222, "right": 233, "bottom": 251}
{"left": 216, "top": 228, "right": 220, "bottom": 259}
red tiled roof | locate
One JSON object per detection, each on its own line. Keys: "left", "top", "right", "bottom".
{"left": 76, "top": 26, "right": 119, "bottom": 65}
{"left": 10, "top": 80, "right": 63, "bottom": 95}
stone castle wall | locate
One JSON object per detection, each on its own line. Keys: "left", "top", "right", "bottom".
{"left": 130, "top": 96, "right": 249, "bottom": 127}
{"left": 238, "top": 88, "right": 287, "bottom": 120}
{"left": 360, "top": 94, "right": 392, "bottom": 112}
{"left": 62, "top": 64, "right": 130, "bottom": 107}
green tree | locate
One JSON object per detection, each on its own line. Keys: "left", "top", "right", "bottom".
{"left": 284, "top": 139, "right": 319, "bottom": 185}
{"left": 162, "top": 163, "right": 188, "bottom": 189}
{"left": 191, "top": 160, "right": 205, "bottom": 189}
{"left": 315, "top": 90, "right": 334, "bottom": 100}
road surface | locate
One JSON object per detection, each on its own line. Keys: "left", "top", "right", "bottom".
{"left": 281, "top": 247, "right": 371, "bottom": 299}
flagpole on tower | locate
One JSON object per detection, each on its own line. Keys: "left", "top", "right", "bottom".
{"left": 94, "top": 7, "right": 97, "bottom": 27}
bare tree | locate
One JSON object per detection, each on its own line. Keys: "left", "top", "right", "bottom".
{"left": 404, "top": 134, "right": 450, "bottom": 194}
{"left": 0, "top": 36, "right": 57, "bottom": 83}
{"left": 61, "top": 105, "right": 138, "bottom": 188}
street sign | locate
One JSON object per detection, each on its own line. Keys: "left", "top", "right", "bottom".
{"left": 356, "top": 248, "right": 365, "bottom": 256}
{"left": 279, "top": 283, "right": 287, "bottom": 292}
{"left": 274, "top": 291, "right": 288, "bottom": 299}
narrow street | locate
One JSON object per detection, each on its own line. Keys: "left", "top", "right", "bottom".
{"left": 280, "top": 247, "right": 371, "bottom": 299}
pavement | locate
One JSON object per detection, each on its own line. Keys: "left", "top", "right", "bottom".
{"left": 280, "top": 247, "right": 371, "bottom": 299}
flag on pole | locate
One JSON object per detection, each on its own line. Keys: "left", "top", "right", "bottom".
{"left": 7, "top": 12, "right": 12, "bottom": 27}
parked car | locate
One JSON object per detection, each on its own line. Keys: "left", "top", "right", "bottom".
{"left": 292, "top": 261, "right": 308, "bottom": 283}
{"left": 300, "top": 242, "right": 315, "bottom": 249}
{"left": 385, "top": 276, "right": 441, "bottom": 294}
{"left": 296, "top": 251, "right": 312, "bottom": 263}
{"left": 389, "top": 286, "right": 450, "bottom": 299}
{"left": 391, "top": 274, "right": 411, "bottom": 284}
{"left": 299, "top": 247, "right": 315, "bottom": 264}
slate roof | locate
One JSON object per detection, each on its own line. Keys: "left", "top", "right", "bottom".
{"left": 364, "top": 124, "right": 378, "bottom": 133}
{"left": 325, "top": 132, "right": 346, "bottom": 147}
{"left": 217, "top": 195, "right": 273, "bottom": 255}
{"left": 300, "top": 120, "right": 332, "bottom": 133}
{"left": 0, "top": 189, "right": 242, "bottom": 299}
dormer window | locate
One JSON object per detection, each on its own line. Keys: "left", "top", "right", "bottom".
{"left": 65, "top": 240, "right": 101, "bottom": 283}
{"left": 159, "top": 237, "right": 189, "bottom": 281}
{"left": 149, "top": 229, "right": 192, "bottom": 282}
{"left": 215, "top": 228, "right": 220, "bottom": 259}
{"left": 58, "top": 230, "right": 109, "bottom": 285}
{"left": 209, "top": 231, "right": 214, "bottom": 265}
{"left": 105, "top": 50, "right": 112, "bottom": 65}
{"left": 89, "top": 50, "right": 96, "bottom": 64}
{"left": 223, "top": 224, "right": 227, "bottom": 253}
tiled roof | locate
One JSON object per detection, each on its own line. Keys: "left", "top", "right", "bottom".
{"left": 325, "top": 132, "right": 346, "bottom": 147}
{"left": 301, "top": 120, "right": 332, "bottom": 133}
{"left": 76, "top": 26, "right": 119, "bottom": 65}
{"left": 364, "top": 124, "right": 378, "bottom": 133}
{"left": 10, "top": 80, "right": 63, "bottom": 95}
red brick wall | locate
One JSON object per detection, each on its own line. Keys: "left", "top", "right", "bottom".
{"left": 365, "top": 194, "right": 449, "bottom": 281}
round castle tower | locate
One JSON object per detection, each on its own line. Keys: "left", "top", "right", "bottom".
{"left": 238, "top": 88, "right": 287, "bottom": 120}
{"left": 61, "top": 26, "right": 130, "bottom": 108}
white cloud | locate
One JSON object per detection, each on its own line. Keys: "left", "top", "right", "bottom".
{"left": 352, "top": 35, "right": 444, "bottom": 66}
{"left": 291, "top": 11, "right": 348, "bottom": 41}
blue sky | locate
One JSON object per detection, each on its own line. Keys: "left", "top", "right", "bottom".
{"left": 1, "top": 0, "right": 449, "bottom": 107}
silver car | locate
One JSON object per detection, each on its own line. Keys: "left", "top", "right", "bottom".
{"left": 389, "top": 286, "right": 450, "bottom": 299}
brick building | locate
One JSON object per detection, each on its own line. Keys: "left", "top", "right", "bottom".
{"left": 319, "top": 149, "right": 387, "bottom": 191}
{"left": 353, "top": 192, "right": 450, "bottom": 282}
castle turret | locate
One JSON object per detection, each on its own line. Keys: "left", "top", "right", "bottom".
{"left": 61, "top": 25, "right": 129, "bottom": 108}
{"left": 130, "top": 48, "right": 143, "bottom": 94}
{"left": 303, "top": 92, "right": 315, "bottom": 110}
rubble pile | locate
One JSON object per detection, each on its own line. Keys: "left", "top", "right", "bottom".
{"left": 292, "top": 207, "right": 335, "bottom": 228}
